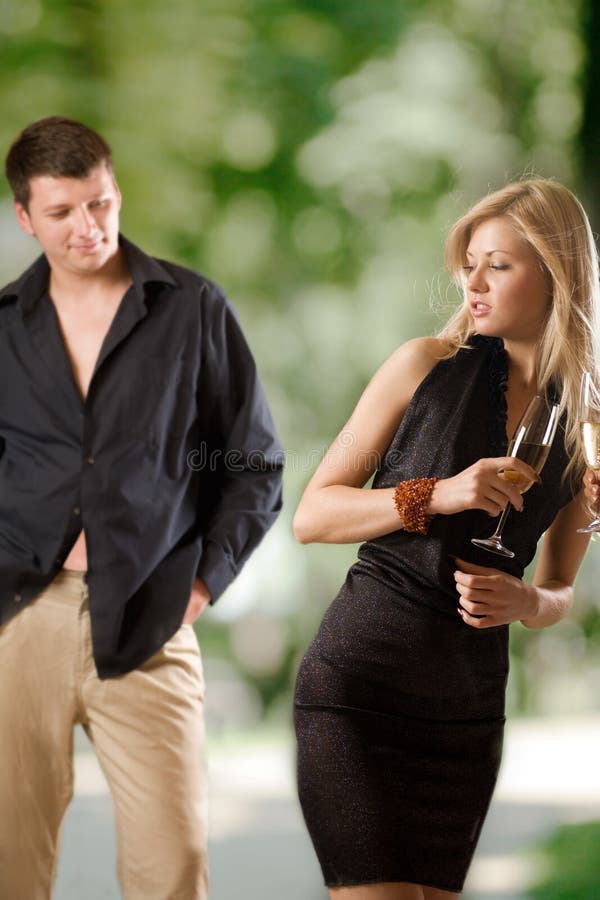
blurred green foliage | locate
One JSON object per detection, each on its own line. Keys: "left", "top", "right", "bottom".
{"left": 527, "top": 820, "right": 600, "bottom": 899}
{"left": 1, "top": 0, "right": 599, "bottom": 725}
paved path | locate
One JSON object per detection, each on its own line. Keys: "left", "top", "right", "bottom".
{"left": 55, "top": 716, "right": 600, "bottom": 899}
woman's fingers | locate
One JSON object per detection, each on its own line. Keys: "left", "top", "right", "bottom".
{"left": 479, "top": 457, "right": 539, "bottom": 511}
{"left": 487, "top": 483, "right": 522, "bottom": 514}
{"left": 583, "top": 468, "right": 600, "bottom": 509}
{"left": 457, "top": 606, "right": 491, "bottom": 628}
{"left": 453, "top": 562, "right": 534, "bottom": 627}
{"left": 431, "top": 457, "right": 541, "bottom": 517}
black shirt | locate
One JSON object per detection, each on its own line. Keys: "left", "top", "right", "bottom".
{"left": 0, "top": 236, "right": 283, "bottom": 677}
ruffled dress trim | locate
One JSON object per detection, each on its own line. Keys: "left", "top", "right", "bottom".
{"left": 468, "top": 334, "right": 508, "bottom": 456}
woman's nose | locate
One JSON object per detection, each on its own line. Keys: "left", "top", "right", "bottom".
{"left": 467, "top": 265, "right": 488, "bottom": 292}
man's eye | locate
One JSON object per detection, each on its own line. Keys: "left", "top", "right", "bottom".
{"left": 89, "top": 199, "right": 107, "bottom": 209}
{"left": 50, "top": 211, "right": 68, "bottom": 219}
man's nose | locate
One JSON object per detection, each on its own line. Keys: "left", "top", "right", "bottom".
{"left": 73, "top": 206, "right": 97, "bottom": 236}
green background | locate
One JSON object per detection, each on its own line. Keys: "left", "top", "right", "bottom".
{"left": 1, "top": 2, "right": 599, "bottom": 890}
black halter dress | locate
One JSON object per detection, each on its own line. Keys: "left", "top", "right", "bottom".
{"left": 294, "top": 336, "right": 573, "bottom": 892}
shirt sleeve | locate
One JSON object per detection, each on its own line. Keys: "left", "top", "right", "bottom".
{"left": 194, "top": 286, "right": 284, "bottom": 602}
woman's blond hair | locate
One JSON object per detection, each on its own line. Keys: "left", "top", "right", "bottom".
{"left": 439, "top": 178, "right": 600, "bottom": 483}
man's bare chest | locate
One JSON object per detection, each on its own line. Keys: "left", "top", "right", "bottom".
{"left": 53, "top": 302, "right": 120, "bottom": 400}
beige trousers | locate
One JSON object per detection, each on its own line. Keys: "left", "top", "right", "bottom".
{"left": 0, "top": 570, "right": 208, "bottom": 900}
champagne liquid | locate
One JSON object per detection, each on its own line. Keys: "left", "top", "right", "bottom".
{"left": 581, "top": 421, "right": 600, "bottom": 470}
{"left": 501, "top": 441, "right": 550, "bottom": 494}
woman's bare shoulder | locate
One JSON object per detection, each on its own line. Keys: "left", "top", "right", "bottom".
{"left": 382, "top": 336, "right": 453, "bottom": 383}
{"left": 360, "top": 336, "right": 454, "bottom": 423}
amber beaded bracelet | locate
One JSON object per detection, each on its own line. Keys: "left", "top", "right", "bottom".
{"left": 393, "top": 477, "right": 437, "bottom": 535}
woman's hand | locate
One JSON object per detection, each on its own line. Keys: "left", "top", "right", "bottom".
{"left": 428, "top": 457, "right": 540, "bottom": 518}
{"left": 453, "top": 557, "right": 537, "bottom": 628}
{"left": 582, "top": 467, "right": 600, "bottom": 513}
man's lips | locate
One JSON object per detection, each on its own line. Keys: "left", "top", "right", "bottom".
{"left": 71, "top": 238, "right": 102, "bottom": 251}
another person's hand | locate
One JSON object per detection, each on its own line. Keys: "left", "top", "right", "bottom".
{"left": 428, "top": 457, "right": 540, "bottom": 518}
{"left": 582, "top": 467, "right": 600, "bottom": 513}
{"left": 182, "top": 577, "right": 212, "bottom": 625}
{"left": 453, "top": 557, "right": 536, "bottom": 628}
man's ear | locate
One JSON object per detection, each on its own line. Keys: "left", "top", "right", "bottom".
{"left": 14, "top": 201, "right": 35, "bottom": 237}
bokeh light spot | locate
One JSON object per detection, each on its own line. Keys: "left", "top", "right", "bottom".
{"left": 0, "top": 0, "right": 41, "bottom": 34}
{"left": 222, "top": 110, "right": 277, "bottom": 170}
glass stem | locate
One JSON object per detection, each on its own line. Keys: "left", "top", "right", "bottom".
{"left": 491, "top": 503, "right": 512, "bottom": 539}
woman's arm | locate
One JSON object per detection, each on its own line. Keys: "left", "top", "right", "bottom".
{"left": 523, "top": 488, "right": 591, "bottom": 627}
{"left": 454, "top": 490, "right": 591, "bottom": 629}
{"left": 294, "top": 337, "right": 537, "bottom": 544}
{"left": 293, "top": 337, "right": 442, "bottom": 544}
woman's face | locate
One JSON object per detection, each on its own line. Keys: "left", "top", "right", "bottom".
{"left": 464, "top": 216, "right": 551, "bottom": 343}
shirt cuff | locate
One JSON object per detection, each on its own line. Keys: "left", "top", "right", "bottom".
{"left": 196, "top": 541, "right": 237, "bottom": 604}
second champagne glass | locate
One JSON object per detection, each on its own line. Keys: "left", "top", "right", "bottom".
{"left": 577, "top": 371, "right": 600, "bottom": 533}
{"left": 471, "top": 395, "right": 560, "bottom": 558}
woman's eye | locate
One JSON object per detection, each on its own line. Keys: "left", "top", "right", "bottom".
{"left": 490, "top": 264, "right": 510, "bottom": 271}
{"left": 462, "top": 265, "right": 474, "bottom": 273}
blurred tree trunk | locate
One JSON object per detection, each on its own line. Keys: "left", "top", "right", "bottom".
{"left": 579, "top": 0, "right": 600, "bottom": 228}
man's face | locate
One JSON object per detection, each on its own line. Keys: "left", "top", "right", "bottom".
{"left": 14, "top": 161, "right": 122, "bottom": 279}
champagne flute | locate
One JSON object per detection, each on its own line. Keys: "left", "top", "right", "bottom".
{"left": 577, "top": 371, "right": 600, "bottom": 533}
{"left": 471, "top": 395, "right": 560, "bottom": 558}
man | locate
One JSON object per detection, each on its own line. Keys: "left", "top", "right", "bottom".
{"left": 0, "top": 116, "right": 283, "bottom": 899}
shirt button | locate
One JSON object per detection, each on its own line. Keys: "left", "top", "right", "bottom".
{"left": 14, "top": 593, "right": 22, "bottom": 603}
{"left": 73, "top": 507, "right": 81, "bottom": 516}
{"left": 87, "top": 455, "right": 95, "bottom": 465}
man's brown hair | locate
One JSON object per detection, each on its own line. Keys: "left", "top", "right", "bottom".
{"left": 5, "top": 116, "right": 113, "bottom": 209}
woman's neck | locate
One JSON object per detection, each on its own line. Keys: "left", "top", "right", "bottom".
{"left": 504, "top": 338, "right": 538, "bottom": 392}
{"left": 503, "top": 339, "right": 541, "bottom": 436}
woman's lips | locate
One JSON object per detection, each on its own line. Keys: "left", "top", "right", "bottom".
{"left": 470, "top": 301, "right": 491, "bottom": 318}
